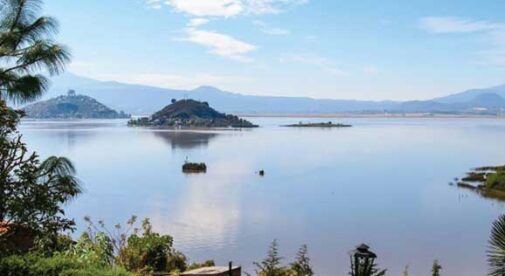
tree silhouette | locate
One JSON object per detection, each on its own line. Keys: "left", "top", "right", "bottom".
{"left": 0, "top": 0, "right": 70, "bottom": 104}
{"left": 488, "top": 215, "right": 505, "bottom": 276}
{"left": 290, "top": 244, "right": 313, "bottom": 276}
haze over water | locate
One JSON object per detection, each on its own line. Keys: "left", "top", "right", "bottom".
{"left": 19, "top": 117, "right": 505, "bottom": 275}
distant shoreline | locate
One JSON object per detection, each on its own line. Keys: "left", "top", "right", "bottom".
{"left": 19, "top": 113, "right": 505, "bottom": 120}
{"left": 238, "top": 113, "right": 505, "bottom": 119}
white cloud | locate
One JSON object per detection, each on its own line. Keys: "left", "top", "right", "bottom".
{"left": 253, "top": 20, "right": 289, "bottom": 35}
{"left": 181, "top": 28, "right": 257, "bottom": 62}
{"left": 280, "top": 53, "right": 347, "bottom": 76}
{"left": 146, "top": 0, "right": 308, "bottom": 17}
{"left": 419, "top": 17, "right": 502, "bottom": 33}
{"left": 245, "top": 0, "right": 308, "bottom": 14}
{"left": 144, "top": 0, "right": 163, "bottom": 9}
{"left": 188, "top": 18, "right": 210, "bottom": 27}
{"left": 144, "top": 0, "right": 306, "bottom": 61}
{"left": 419, "top": 16, "right": 505, "bottom": 66}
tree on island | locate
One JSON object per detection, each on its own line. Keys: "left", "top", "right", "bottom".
{"left": 0, "top": 0, "right": 78, "bottom": 253}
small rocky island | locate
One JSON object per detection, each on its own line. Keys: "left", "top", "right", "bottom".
{"left": 128, "top": 99, "right": 257, "bottom": 128}
{"left": 23, "top": 90, "right": 129, "bottom": 119}
{"left": 284, "top": 121, "right": 352, "bottom": 128}
{"left": 182, "top": 162, "right": 207, "bottom": 173}
{"left": 454, "top": 165, "right": 505, "bottom": 200}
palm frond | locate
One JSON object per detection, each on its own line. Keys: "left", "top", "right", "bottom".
{"left": 488, "top": 215, "right": 505, "bottom": 276}
{"left": 0, "top": 0, "right": 43, "bottom": 28}
{"left": 0, "top": 0, "right": 69, "bottom": 103}
{"left": 14, "top": 42, "right": 71, "bottom": 74}
{"left": 2, "top": 73, "right": 48, "bottom": 104}
{"left": 39, "top": 156, "right": 77, "bottom": 176}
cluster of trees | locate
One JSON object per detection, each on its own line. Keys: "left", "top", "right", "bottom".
{"left": 253, "top": 240, "right": 313, "bottom": 276}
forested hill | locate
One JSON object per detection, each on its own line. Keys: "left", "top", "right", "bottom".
{"left": 23, "top": 91, "right": 129, "bottom": 119}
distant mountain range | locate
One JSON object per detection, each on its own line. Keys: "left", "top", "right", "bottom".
{"left": 37, "top": 73, "right": 505, "bottom": 115}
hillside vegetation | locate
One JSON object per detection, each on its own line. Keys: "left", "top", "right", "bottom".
{"left": 24, "top": 91, "right": 129, "bottom": 119}
{"left": 129, "top": 99, "right": 257, "bottom": 128}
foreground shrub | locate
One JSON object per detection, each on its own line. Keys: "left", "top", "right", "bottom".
{"left": 67, "top": 232, "right": 114, "bottom": 267}
{"left": 0, "top": 253, "right": 133, "bottom": 276}
{"left": 117, "top": 218, "right": 174, "bottom": 272}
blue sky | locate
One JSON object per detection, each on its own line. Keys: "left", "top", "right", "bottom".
{"left": 43, "top": 0, "right": 505, "bottom": 100}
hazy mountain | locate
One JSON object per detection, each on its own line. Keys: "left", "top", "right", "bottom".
{"left": 433, "top": 84, "right": 505, "bottom": 104}
{"left": 45, "top": 73, "right": 400, "bottom": 114}
{"left": 41, "top": 73, "right": 505, "bottom": 115}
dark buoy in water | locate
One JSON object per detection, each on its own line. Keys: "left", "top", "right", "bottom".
{"left": 259, "top": 170, "right": 265, "bottom": 176}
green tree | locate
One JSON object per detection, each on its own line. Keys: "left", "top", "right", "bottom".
{"left": 1, "top": 0, "right": 70, "bottom": 104}
{"left": 115, "top": 218, "right": 176, "bottom": 273}
{"left": 431, "top": 260, "right": 441, "bottom": 276}
{"left": 0, "top": 101, "right": 81, "bottom": 253}
{"left": 254, "top": 239, "right": 286, "bottom": 276}
{"left": 290, "top": 245, "right": 313, "bottom": 276}
{"left": 67, "top": 232, "right": 115, "bottom": 267}
{"left": 488, "top": 215, "right": 505, "bottom": 276}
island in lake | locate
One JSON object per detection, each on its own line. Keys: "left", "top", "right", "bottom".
{"left": 23, "top": 90, "right": 129, "bottom": 119}
{"left": 284, "top": 121, "right": 352, "bottom": 128}
{"left": 128, "top": 99, "right": 258, "bottom": 128}
{"left": 454, "top": 165, "right": 505, "bottom": 200}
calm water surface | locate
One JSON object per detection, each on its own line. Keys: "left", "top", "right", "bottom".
{"left": 19, "top": 117, "right": 505, "bottom": 276}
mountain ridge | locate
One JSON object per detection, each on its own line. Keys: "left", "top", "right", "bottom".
{"left": 42, "top": 73, "right": 505, "bottom": 115}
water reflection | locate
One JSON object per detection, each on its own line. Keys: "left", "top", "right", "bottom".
{"left": 150, "top": 161, "right": 251, "bottom": 253}
{"left": 152, "top": 130, "right": 220, "bottom": 150}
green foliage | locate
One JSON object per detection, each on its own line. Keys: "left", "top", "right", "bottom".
{"left": 488, "top": 215, "right": 505, "bottom": 276}
{"left": 0, "top": 100, "right": 81, "bottom": 254}
{"left": 118, "top": 218, "right": 174, "bottom": 272}
{"left": 254, "top": 239, "right": 284, "bottom": 276}
{"left": 66, "top": 232, "right": 114, "bottom": 267}
{"left": 166, "top": 249, "right": 188, "bottom": 273}
{"left": 486, "top": 170, "right": 505, "bottom": 191}
{"left": 290, "top": 245, "right": 313, "bottom": 276}
{"left": 0, "top": 253, "right": 133, "bottom": 276}
{"left": 254, "top": 240, "right": 304, "bottom": 276}
{"left": 0, "top": 0, "right": 71, "bottom": 104}
{"left": 81, "top": 216, "right": 190, "bottom": 274}
{"left": 431, "top": 260, "right": 441, "bottom": 276}
{"left": 186, "top": 260, "right": 215, "bottom": 271}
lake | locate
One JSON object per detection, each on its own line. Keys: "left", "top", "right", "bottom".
{"left": 19, "top": 117, "right": 505, "bottom": 275}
